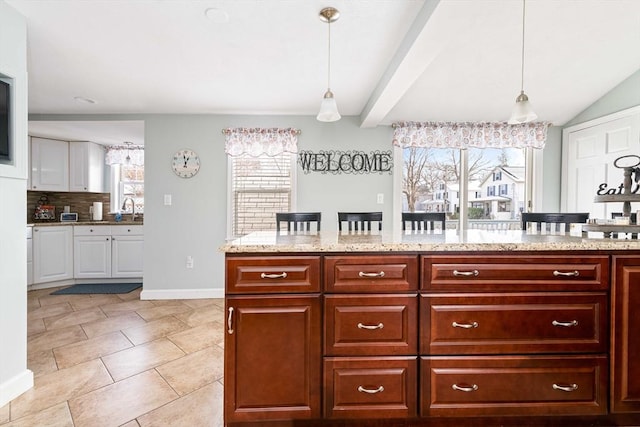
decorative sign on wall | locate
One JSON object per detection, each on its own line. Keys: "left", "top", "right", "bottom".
{"left": 595, "top": 154, "right": 640, "bottom": 195}
{"left": 297, "top": 150, "right": 393, "bottom": 175}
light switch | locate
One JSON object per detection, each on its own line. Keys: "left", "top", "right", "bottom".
{"left": 164, "top": 194, "right": 172, "bottom": 206}
{"left": 377, "top": 193, "right": 384, "bottom": 204}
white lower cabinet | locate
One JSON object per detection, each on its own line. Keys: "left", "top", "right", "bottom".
{"left": 74, "top": 225, "right": 143, "bottom": 279}
{"left": 33, "top": 226, "right": 73, "bottom": 284}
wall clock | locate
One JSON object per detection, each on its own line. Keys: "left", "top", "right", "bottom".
{"left": 172, "top": 149, "right": 201, "bottom": 178}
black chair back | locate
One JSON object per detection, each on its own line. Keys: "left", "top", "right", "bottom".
{"left": 521, "top": 212, "right": 589, "bottom": 232}
{"left": 402, "top": 212, "right": 446, "bottom": 231}
{"left": 276, "top": 212, "right": 321, "bottom": 232}
{"left": 337, "top": 212, "right": 382, "bottom": 232}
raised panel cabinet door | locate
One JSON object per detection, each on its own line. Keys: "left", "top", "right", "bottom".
{"left": 74, "top": 235, "right": 111, "bottom": 278}
{"left": 611, "top": 255, "right": 640, "bottom": 413}
{"left": 225, "top": 295, "right": 321, "bottom": 423}
{"left": 69, "top": 141, "right": 105, "bottom": 192}
{"left": 111, "top": 235, "right": 143, "bottom": 278}
{"left": 30, "top": 137, "right": 69, "bottom": 191}
{"left": 33, "top": 226, "right": 73, "bottom": 283}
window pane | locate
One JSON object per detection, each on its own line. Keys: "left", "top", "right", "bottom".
{"left": 231, "top": 153, "right": 292, "bottom": 236}
{"left": 120, "top": 164, "right": 144, "bottom": 213}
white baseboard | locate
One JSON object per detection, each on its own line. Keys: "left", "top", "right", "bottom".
{"left": 0, "top": 369, "right": 33, "bottom": 407}
{"left": 140, "top": 288, "right": 224, "bottom": 300}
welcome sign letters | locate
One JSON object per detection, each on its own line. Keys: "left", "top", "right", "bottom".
{"left": 298, "top": 150, "right": 393, "bottom": 175}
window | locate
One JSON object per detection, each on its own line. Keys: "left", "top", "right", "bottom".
{"left": 110, "top": 163, "right": 144, "bottom": 214}
{"left": 499, "top": 184, "right": 509, "bottom": 195}
{"left": 493, "top": 171, "right": 502, "bottom": 181}
{"left": 229, "top": 153, "right": 295, "bottom": 237}
{"left": 487, "top": 185, "right": 496, "bottom": 196}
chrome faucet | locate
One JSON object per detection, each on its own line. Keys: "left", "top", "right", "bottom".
{"left": 121, "top": 198, "right": 136, "bottom": 221}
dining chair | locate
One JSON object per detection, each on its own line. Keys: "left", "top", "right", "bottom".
{"left": 521, "top": 212, "right": 589, "bottom": 233}
{"left": 401, "top": 212, "right": 446, "bottom": 232}
{"left": 337, "top": 212, "right": 382, "bottom": 232}
{"left": 275, "top": 212, "right": 321, "bottom": 232}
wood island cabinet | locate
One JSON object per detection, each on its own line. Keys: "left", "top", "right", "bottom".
{"left": 224, "top": 250, "right": 640, "bottom": 425}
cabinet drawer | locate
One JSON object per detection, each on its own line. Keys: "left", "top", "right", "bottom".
{"left": 111, "top": 225, "right": 143, "bottom": 236}
{"left": 324, "top": 357, "right": 417, "bottom": 419}
{"left": 325, "top": 255, "right": 418, "bottom": 293}
{"left": 422, "top": 255, "right": 608, "bottom": 291}
{"left": 421, "top": 292, "right": 607, "bottom": 354}
{"left": 73, "top": 225, "right": 111, "bottom": 236}
{"left": 325, "top": 295, "right": 418, "bottom": 356}
{"left": 421, "top": 355, "right": 608, "bottom": 417}
{"left": 226, "top": 256, "right": 321, "bottom": 294}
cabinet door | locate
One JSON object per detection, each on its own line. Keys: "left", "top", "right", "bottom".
{"left": 225, "top": 295, "right": 321, "bottom": 423}
{"left": 74, "top": 235, "right": 111, "bottom": 278}
{"left": 69, "top": 141, "right": 104, "bottom": 192}
{"left": 611, "top": 255, "right": 640, "bottom": 413}
{"left": 111, "top": 235, "right": 143, "bottom": 278}
{"left": 33, "top": 226, "right": 73, "bottom": 283}
{"left": 30, "top": 137, "right": 69, "bottom": 191}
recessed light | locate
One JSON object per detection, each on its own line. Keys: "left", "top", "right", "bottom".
{"left": 204, "top": 7, "right": 229, "bottom": 23}
{"left": 74, "top": 96, "right": 97, "bottom": 104}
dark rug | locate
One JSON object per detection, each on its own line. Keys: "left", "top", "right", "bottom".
{"left": 51, "top": 283, "right": 142, "bottom": 295}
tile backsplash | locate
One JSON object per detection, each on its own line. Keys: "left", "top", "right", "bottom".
{"left": 28, "top": 191, "right": 110, "bottom": 223}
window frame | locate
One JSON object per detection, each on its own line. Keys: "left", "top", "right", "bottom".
{"left": 226, "top": 152, "right": 297, "bottom": 239}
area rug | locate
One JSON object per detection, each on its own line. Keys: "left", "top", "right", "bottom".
{"left": 50, "top": 283, "right": 142, "bottom": 295}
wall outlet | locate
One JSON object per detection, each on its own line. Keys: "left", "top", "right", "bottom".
{"left": 377, "top": 193, "right": 384, "bottom": 204}
{"left": 164, "top": 194, "right": 172, "bottom": 206}
{"left": 186, "top": 256, "right": 194, "bottom": 269}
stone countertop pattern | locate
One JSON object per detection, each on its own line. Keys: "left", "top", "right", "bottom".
{"left": 220, "top": 229, "right": 640, "bottom": 253}
{"left": 29, "top": 221, "right": 143, "bottom": 227}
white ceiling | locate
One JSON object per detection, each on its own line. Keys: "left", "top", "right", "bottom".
{"left": 6, "top": 0, "right": 640, "bottom": 145}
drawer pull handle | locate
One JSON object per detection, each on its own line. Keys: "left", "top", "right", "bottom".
{"left": 227, "top": 307, "right": 234, "bottom": 334}
{"left": 358, "top": 385, "right": 384, "bottom": 394}
{"left": 453, "top": 270, "right": 479, "bottom": 277}
{"left": 452, "top": 321, "right": 478, "bottom": 329}
{"left": 552, "top": 320, "right": 579, "bottom": 327}
{"left": 553, "top": 270, "right": 579, "bottom": 277}
{"left": 358, "top": 322, "right": 384, "bottom": 330}
{"left": 452, "top": 384, "right": 478, "bottom": 392}
{"left": 358, "top": 271, "right": 385, "bottom": 278}
{"left": 552, "top": 383, "right": 578, "bottom": 392}
{"left": 260, "top": 272, "right": 288, "bottom": 279}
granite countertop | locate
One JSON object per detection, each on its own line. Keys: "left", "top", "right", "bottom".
{"left": 220, "top": 229, "right": 640, "bottom": 253}
{"left": 29, "top": 220, "right": 143, "bottom": 227}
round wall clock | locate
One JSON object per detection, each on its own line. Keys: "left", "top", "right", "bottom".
{"left": 172, "top": 149, "right": 201, "bottom": 178}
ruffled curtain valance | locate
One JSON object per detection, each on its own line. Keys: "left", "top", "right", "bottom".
{"left": 392, "top": 121, "right": 551, "bottom": 150}
{"left": 224, "top": 127, "right": 300, "bottom": 157}
{"left": 105, "top": 145, "right": 144, "bottom": 166}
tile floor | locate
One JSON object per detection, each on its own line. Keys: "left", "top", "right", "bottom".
{"left": 0, "top": 287, "right": 225, "bottom": 427}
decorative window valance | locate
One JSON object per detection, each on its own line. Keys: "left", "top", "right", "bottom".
{"left": 223, "top": 127, "right": 300, "bottom": 157}
{"left": 105, "top": 145, "right": 144, "bottom": 166}
{"left": 392, "top": 121, "right": 551, "bottom": 150}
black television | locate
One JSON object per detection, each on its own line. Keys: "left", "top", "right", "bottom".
{"left": 0, "top": 79, "right": 10, "bottom": 162}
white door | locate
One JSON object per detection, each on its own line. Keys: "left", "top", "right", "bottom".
{"left": 33, "top": 226, "right": 73, "bottom": 283}
{"left": 74, "top": 235, "right": 112, "bottom": 278}
{"left": 111, "top": 235, "right": 143, "bottom": 278}
{"left": 31, "top": 137, "right": 69, "bottom": 191}
{"left": 562, "top": 108, "right": 640, "bottom": 219}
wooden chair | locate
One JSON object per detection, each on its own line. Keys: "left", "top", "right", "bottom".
{"left": 338, "top": 212, "right": 382, "bottom": 232}
{"left": 521, "top": 212, "right": 589, "bottom": 233}
{"left": 275, "top": 212, "right": 321, "bottom": 232}
{"left": 402, "top": 212, "right": 446, "bottom": 231}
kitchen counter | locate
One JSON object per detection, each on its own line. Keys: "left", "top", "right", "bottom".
{"left": 29, "top": 220, "right": 143, "bottom": 226}
{"left": 220, "top": 229, "right": 640, "bottom": 253}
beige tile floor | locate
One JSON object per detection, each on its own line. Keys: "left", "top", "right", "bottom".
{"left": 0, "top": 287, "right": 225, "bottom": 427}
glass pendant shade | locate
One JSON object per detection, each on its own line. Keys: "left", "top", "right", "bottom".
{"left": 316, "top": 90, "right": 341, "bottom": 122}
{"left": 508, "top": 90, "right": 537, "bottom": 124}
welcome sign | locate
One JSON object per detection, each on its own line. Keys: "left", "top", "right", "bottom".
{"left": 297, "top": 150, "right": 393, "bottom": 175}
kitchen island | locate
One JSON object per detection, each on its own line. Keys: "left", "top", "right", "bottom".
{"left": 221, "top": 230, "right": 640, "bottom": 426}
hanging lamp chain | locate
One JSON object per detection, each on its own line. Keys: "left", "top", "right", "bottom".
{"left": 519, "top": 0, "right": 526, "bottom": 93}
{"left": 327, "top": 17, "right": 331, "bottom": 90}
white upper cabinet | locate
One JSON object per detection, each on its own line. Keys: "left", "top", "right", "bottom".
{"left": 30, "top": 137, "right": 69, "bottom": 191}
{"left": 69, "top": 141, "right": 105, "bottom": 192}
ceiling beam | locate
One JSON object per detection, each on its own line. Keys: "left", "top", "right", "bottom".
{"left": 359, "top": 0, "right": 442, "bottom": 128}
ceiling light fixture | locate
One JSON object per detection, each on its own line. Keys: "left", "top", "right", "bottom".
{"left": 316, "top": 7, "right": 341, "bottom": 122}
{"left": 123, "top": 141, "right": 133, "bottom": 164}
{"left": 508, "top": 0, "right": 537, "bottom": 124}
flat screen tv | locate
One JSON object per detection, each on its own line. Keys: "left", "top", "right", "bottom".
{"left": 0, "top": 79, "right": 10, "bottom": 162}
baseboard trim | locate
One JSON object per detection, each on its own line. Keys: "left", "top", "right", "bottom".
{"left": 140, "top": 288, "right": 224, "bottom": 300}
{"left": 0, "top": 369, "right": 33, "bottom": 407}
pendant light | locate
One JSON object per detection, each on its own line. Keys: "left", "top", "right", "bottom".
{"left": 508, "top": 0, "right": 537, "bottom": 124}
{"left": 317, "top": 7, "right": 341, "bottom": 122}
